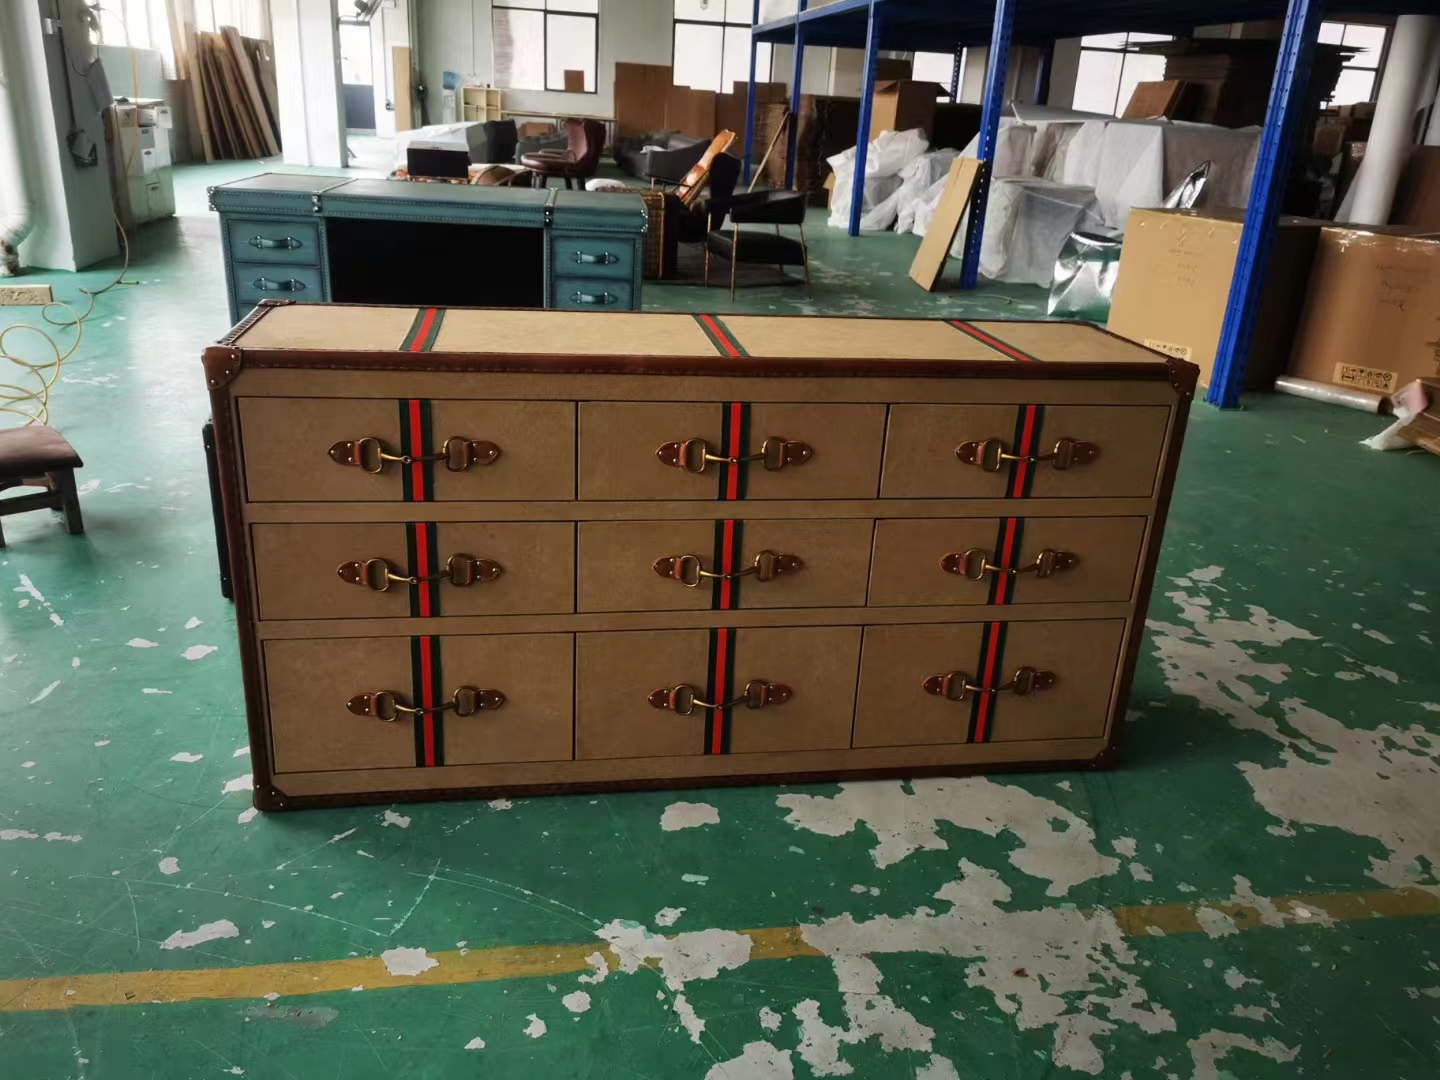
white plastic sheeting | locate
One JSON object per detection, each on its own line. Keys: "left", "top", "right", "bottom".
{"left": 826, "top": 128, "right": 930, "bottom": 232}
{"left": 963, "top": 179, "right": 1107, "bottom": 285}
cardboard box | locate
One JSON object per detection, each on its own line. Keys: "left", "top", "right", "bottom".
{"left": 868, "top": 80, "right": 944, "bottom": 140}
{"left": 1391, "top": 378, "right": 1440, "bottom": 457}
{"left": 1393, "top": 146, "right": 1440, "bottom": 232}
{"left": 1107, "top": 208, "right": 1324, "bottom": 390}
{"left": 1287, "top": 228, "right": 1440, "bottom": 396}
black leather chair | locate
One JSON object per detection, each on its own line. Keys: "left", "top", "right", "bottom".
{"left": 477, "top": 120, "right": 518, "bottom": 165}
{"left": 704, "top": 190, "right": 811, "bottom": 300}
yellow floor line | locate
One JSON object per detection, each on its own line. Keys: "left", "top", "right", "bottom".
{"left": 2, "top": 887, "right": 1435, "bottom": 1014}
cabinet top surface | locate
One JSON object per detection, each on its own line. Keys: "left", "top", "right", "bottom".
{"left": 213, "top": 303, "right": 1179, "bottom": 376}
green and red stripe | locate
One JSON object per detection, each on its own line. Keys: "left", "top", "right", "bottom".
{"left": 704, "top": 627, "right": 737, "bottom": 755}
{"left": 711, "top": 519, "right": 743, "bottom": 611}
{"left": 401, "top": 307, "right": 445, "bottom": 352}
{"left": 694, "top": 314, "right": 748, "bottom": 357}
{"left": 406, "top": 522, "right": 441, "bottom": 618}
{"left": 398, "top": 398, "right": 434, "bottom": 502}
{"left": 947, "top": 319, "right": 1042, "bottom": 364}
{"left": 1006, "top": 404, "right": 1045, "bottom": 499}
{"left": 967, "top": 621, "right": 1007, "bottom": 744}
{"left": 987, "top": 517, "right": 1024, "bottom": 606}
{"left": 410, "top": 634, "right": 445, "bottom": 767}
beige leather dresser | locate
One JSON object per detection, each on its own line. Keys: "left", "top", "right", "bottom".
{"left": 205, "top": 300, "right": 1197, "bottom": 809}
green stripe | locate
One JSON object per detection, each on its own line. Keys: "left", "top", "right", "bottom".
{"left": 709, "top": 315, "right": 749, "bottom": 357}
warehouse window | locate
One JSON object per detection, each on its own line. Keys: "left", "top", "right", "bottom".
{"left": 673, "top": 0, "right": 773, "bottom": 94}
{"left": 1319, "top": 22, "right": 1388, "bottom": 107}
{"left": 912, "top": 50, "right": 965, "bottom": 99}
{"left": 494, "top": 0, "right": 599, "bottom": 93}
{"left": 1071, "top": 32, "right": 1173, "bottom": 116}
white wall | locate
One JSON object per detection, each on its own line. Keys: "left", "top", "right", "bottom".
{"left": 369, "top": 0, "right": 410, "bottom": 137}
{"left": 418, "top": 0, "right": 673, "bottom": 121}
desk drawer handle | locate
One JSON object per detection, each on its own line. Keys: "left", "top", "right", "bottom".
{"left": 656, "top": 436, "right": 812, "bottom": 474}
{"left": 652, "top": 550, "right": 802, "bottom": 587}
{"left": 572, "top": 251, "right": 618, "bottom": 265}
{"left": 648, "top": 680, "right": 791, "bottom": 715}
{"left": 940, "top": 547, "right": 1078, "bottom": 580}
{"left": 348, "top": 686, "right": 505, "bottom": 721}
{"left": 570, "top": 289, "right": 617, "bottom": 305}
{"left": 922, "top": 666, "right": 1057, "bottom": 702}
{"left": 328, "top": 436, "right": 501, "bottom": 474}
{"left": 251, "top": 276, "right": 306, "bottom": 292}
{"left": 955, "top": 437, "right": 1100, "bottom": 473}
{"left": 337, "top": 554, "right": 503, "bottom": 591}
{"left": 249, "top": 235, "right": 302, "bottom": 250}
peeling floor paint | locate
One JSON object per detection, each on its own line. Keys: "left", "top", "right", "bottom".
{"left": 660, "top": 802, "right": 720, "bottom": 831}
{"left": 380, "top": 947, "right": 438, "bottom": 977}
{"left": 160, "top": 920, "right": 238, "bottom": 951}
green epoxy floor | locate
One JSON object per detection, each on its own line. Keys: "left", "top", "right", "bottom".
{"left": 0, "top": 160, "right": 1437, "bottom": 1080}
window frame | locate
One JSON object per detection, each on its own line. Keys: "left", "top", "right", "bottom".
{"left": 671, "top": 2, "right": 769, "bottom": 94}
{"left": 1318, "top": 20, "right": 1390, "bottom": 108}
{"left": 493, "top": 0, "right": 600, "bottom": 95}
{"left": 1074, "top": 31, "right": 1174, "bottom": 117}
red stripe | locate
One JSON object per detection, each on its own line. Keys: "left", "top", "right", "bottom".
{"left": 724, "top": 403, "right": 743, "bottom": 501}
{"left": 974, "top": 624, "right": 1002, "bottom": 742}
{"left": 414, "top": 523, "right": 431, "bottom": 618}
{"left": 710, "top": 630, "right": 729, "bottom": 755}
{"left": 718, "top": 519, "right": 736, "bottom": 610}
{"left": 701, "top": 314, "right": 741, "bottom": 357}
{"left": 1010, "top": 406, "right": 1038, "bottom": 498}
{"left": 419, "top": 635, "right": 436, "bottom": 767}
{"left": 408, "top": 308, "right": 437, "bottom": 353}
{"left": 948, "top": 320, "right": 1037, "bottom": 364}
{"left": 993, "top": 518, "right": 1019, "bottom": 607}
{"left": 407, "top": 399, "right": 425, "bottom": 502}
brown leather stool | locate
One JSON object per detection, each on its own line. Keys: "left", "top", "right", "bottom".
{"left": 0, "top": 425, "right": 84, "bottom": 548}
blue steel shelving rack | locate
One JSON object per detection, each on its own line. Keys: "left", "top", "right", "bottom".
{"left": 747, "top": 0, "right": 1422, "bottom": 408}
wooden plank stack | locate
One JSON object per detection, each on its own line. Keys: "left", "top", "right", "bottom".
{"left": 180, "top": 25, "right": 282, "bottom": 162}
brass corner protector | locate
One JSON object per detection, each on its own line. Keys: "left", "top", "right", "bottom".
{"left": 1166, "top": 356, "right": 1200, "bottom": 397}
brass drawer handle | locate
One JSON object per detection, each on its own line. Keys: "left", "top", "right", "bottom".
{"left": 251, "top": 276, "right": 306, "bottom": 292}
{"left": 337, "top": 554, "right": 503, "bottom": 591}
{"left": 652, "top": 549, "right": 803, "bottom": 587}
{"left": 955, "top": 437, "right": 1100, "bottom": 473}
{"left": 571, "top": 250, "right": 618, "bottom": 265}
{"left": 922, "top": 666, "right": 1057, "bottom": 702}
{"left": 570, "top": 290, "right": 617, "bottom": 305}
{"left": 648, "top": 680, "right": 792, "bottom": 715}
{"left": 248, "top": 235, "right": 302, "bottom": 250}
{"left": 940, "top": 547, "right": 1078, "bottom": 580}
{"left": 656, "top": 436, "right": 812, "bottom": 474}
{"left": 347, "top": 686, "right": 506, "bottom": 721}
{"left": 328, "top": 436, "right": 501, "bottom": 474}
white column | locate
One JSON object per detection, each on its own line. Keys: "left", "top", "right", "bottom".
{"left": 1346, "top": 14, "right": 1440, "bottom": 224}
{"left": 272, "top": 0, "right": 347, "bottom": 167}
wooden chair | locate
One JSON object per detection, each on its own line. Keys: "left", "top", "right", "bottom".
{"left": 0, "top": 425, "right": 84, "bottom": 548}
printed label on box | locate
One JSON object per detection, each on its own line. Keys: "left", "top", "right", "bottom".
{"left": 1143, "top": 339, "right": 1191, "bottom": 361}
{"left": 1334, "top": 363, "right": 1396, "bottom": 393}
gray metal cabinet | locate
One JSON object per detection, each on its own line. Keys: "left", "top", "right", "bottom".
{"left": 210, "top": 174, "right": 647, "bottom": 324}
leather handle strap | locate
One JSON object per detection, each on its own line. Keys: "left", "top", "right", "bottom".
{"left": 652, "top": 550, "right": 803, "bottom": 588}
{"left": 328, "top": 436, "right": 502, "bottom": 474}
{"left": 647, "top": 680, "right": 792, "bottom": 716}
{"left": 955, "top": 437, "right": 1100, "bottom": 473}
{"left": 337, "top": 554, "right": 503, "bottom": 592}
{"left": 922, "top": 666, "right": 1057, "bottom": 702}
{"left": 939, "top": 548, "right": 1078, "bottom": 581}
{"left": 656, "top": 436, "right": 812, "bottom": 474}
{"left": 347, "top": 686, "right": 506, "bottom": 721}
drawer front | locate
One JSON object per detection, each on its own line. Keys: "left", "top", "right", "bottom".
{"left": 233, "top": 262, "right": 325, "bottom": 306}
{"left": 252, "top": 521, "right": 575, "bottom": 620}
{"left": 577, "top": 519, "right": 874, "bottom": 613}
{"left": 853, "top": 618, "right": 1126, "bottom": 748}
{"left": 551, "top": 275, "right": 635, "bottom": 311}
{"left": 881, "top": 405, "right": 1169, "bottom": 499}
{"left": 868, "top": 516, "right": 1146, "bottom": 607}
{"left": 226, "top": 218, "right": 322, "bottom": 265}
{"left": 239, "top": 398, "right": 576, "bottom": 502}
{"left": 576, "top": 626, "right": 861, "bottom": 759}
{"left": 265, "top": 633, "right": 574, "bottom": 772}
{"left": 578, "top": 402, "right": 887, "bottom": 500}
{"left": 551, "top": 234, "right": 636, "bottom": 281}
